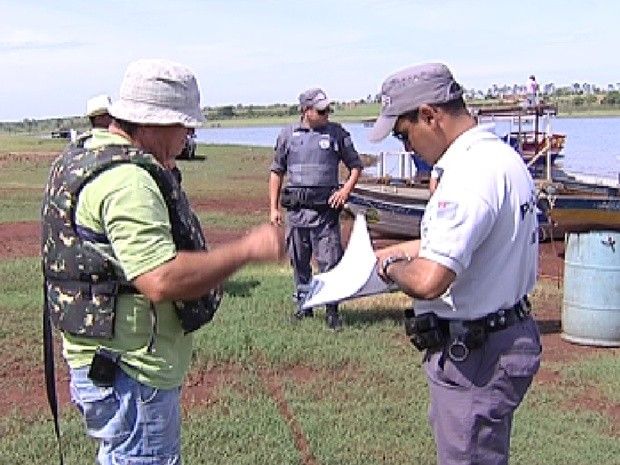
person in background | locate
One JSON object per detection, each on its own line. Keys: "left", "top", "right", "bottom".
{"left": 42, "top": 58, "right": 285, "bottom": 465}
{"left": 269, "top": 88, "right": 363, "bottom": 330}
{"left": 74, "top": 94, "right": 113, "bottom": 148}
{"left": 526, "top": 75, "right": 540, "bottom": 107}
{"left": 369, "top": 62, "right": 541, "bottom": 465}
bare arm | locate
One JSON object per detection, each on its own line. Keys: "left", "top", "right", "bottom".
{"left": 269, "top": 171, "right": 284, "bottom": 225}
{"left": 329, "top": 167, "right": 362, "bottom": 208}
{"left": 385, "top": 258, "right": 455, "bottom": 300}
{"left": 376, "top": 240, "right": 455, "bottom": 299}
{"left": 133, "top": 223, "right": 284, "bottom": 302}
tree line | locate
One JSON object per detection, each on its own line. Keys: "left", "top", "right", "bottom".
{"left": 2, "top": 88, "right": 620, "bottom": 134}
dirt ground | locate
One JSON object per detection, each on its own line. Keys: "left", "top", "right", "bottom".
{"left": 1, "top": 195, "right": 618, "bottom": 436}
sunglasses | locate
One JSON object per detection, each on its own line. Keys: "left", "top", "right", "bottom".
{"left": 316, "top": 107, "right": 331, "bottom": 115}
{"left": 392, "top": 129, "right": 408, "bottom": 144}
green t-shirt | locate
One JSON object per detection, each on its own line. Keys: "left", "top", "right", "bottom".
{"left": 62, "top": 130, "right": 193, "bottom": 389}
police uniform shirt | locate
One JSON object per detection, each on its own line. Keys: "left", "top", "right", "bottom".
{"left": 270, "top": 122, "right": 362, "bottom": 227}
{"left": 416, "top": 125, "right": 538, "bottom": 320}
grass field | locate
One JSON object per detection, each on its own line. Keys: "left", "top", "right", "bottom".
{"left": 0, "top": 135, "right": 618, "bottom": 464}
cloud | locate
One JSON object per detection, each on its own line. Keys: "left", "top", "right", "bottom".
{"left": 0, "top": 29, "right": 84, "bottom": 52}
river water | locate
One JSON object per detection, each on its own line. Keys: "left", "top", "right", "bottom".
{"left": 195, "top": 117, "right": 620, "bottom": 185}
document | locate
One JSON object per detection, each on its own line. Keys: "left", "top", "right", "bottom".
{"left": 301, "top": 214, "right": 397, "bottom": 309}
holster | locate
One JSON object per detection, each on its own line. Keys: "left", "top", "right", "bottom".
{"left": 404, "top": 309, "right": 447, "bottom": 351}
{"left": 403, "top": 310, "right": 488, "bottom": 354}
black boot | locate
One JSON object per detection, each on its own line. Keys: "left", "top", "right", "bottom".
{"left": 325, "top": 305, "right": 342, "bottom": 331}
{"left": 291, "top": 290, "right": 314, "bottom": 321}
{"left": 292, "top": 306, "right": 314, "bottom": 320}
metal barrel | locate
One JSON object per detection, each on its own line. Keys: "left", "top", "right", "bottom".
{"left": 561, "top": 231, "right": 620, "bottom": 347}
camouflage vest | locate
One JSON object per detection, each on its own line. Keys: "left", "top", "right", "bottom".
{"left": 41, "top": 144, "right": 223, "bottom": 338}
{"left": 73, "top": 130, "right": 93, "bottom": 149}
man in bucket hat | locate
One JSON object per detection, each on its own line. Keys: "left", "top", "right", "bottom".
{"left": 371, "top": 63, "right": 541, "bottom": 465}
{"left": 42, "top": 58, "right": 285, "bottom": 464}
{"left": 269, "top": 87, "right": 363, "bottom": 330}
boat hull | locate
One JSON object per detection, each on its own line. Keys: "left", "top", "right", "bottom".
{"left": 344, "top": 184, "right": 428, "bottom": 239}
{"left": 546, "top": 197, "right": 620, "bottom": 233}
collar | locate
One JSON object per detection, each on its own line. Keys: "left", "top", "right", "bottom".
{"left": 88, "top": 129, "right": 132, "bottom": 150}
{"left": 435, "top": 124, "right": 497, "bottom": 169}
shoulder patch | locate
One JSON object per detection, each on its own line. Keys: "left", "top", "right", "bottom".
{"left": 436, "top": 200, "right": 458, "bottom": 220}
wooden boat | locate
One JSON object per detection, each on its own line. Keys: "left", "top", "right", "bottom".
{"left": 345, "top": 178, "right": 556, "bottom": 241}
{"left": 537, "top": 180, "right": 620, "bottom": 233}
{"left": 473, "top": 104, "right": 566, "bottom": 168}
{"left": 346, "top": 104, "right": 619, "bottom": 240}
{"left": 345, "top": 181, "right": 429, "bottom": 239}
{"left": 503, "top": 131, "right": 566, "bottom": 164}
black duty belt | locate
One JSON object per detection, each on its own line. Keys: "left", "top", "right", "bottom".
{"left": 405, "top": 296, "right": 532, "bottom": 360}
{"left": 466, "top": 295, "right": 531, "bottom": 333}
{"left": 280, "top": 186, "right": 337, "bottom": 210}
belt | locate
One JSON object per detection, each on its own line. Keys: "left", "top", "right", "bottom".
{"left": 466, "top": 295, "right": 531, "bottom": 333}
{"left": 406, "top": 296, "right": 532, "bottom": 357}
{"left": 444, "top": 296, "right": 532, "bottom": 361}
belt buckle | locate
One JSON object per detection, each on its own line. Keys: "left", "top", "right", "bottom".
{"left": 448, "top": 337, "right": 469, "bottom": 362}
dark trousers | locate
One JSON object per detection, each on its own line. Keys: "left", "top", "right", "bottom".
{"left": 424, "top": 316, "right": 541, "bottom": 465}
{"left": 286, "top": 220, "right": 343, "bottom": 306}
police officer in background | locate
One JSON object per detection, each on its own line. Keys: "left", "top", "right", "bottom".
{"left": 73, "top": 94, "right": 113, "bottom": 148}
{"left": 269, "top": 88, "right": 363, "bottom": 330}
{"left": 42, "top": 59, "right": 285, "bottom": 464}
{"left": 370, "top": 63, "right": 541, "bottom": 465}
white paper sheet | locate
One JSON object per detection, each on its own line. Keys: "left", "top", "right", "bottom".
{"left": 301, "top": 214, "right": 396, "bottom": 309}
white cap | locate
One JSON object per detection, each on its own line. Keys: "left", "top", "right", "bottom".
{"left": 86, "top": 94, "right": 112, "bottom": 117}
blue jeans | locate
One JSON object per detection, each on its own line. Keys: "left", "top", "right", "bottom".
{"left": 69, "top": 366, "right": 181, "bottom": 465}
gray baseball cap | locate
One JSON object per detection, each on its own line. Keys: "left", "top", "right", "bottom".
{"left": 299, "top": 87, "right": 331, "bottom": 111}
{"left": 108, "top": 58, "right": 205, "bottom": 128}
{"left": 368, "top": 63, "right": 463, "bottom": 142}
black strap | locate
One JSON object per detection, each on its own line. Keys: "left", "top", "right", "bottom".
{"left": 43, "top": 278, "right": 64, "bottom": 465}
{"left": 75, "top": 224, "right": 110, "bottom": 244}
{"left": 480, "top": 296, "right": 531, "bottom": 333}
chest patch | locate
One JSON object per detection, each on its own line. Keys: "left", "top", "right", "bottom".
{"left": 319, "top": 137, "right": 331, "bottom": 150}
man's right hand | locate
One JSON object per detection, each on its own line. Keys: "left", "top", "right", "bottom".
{"left": 244, "top": 223, "right": 286, "bottom": 262}
{"left": 270, "top": 208, "right": 282, "bottom": 226}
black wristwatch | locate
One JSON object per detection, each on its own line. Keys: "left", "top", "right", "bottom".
{"left": 381, "top": 255, "right": 412, "bottom": 283}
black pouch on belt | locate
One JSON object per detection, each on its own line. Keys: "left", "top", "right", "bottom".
{"left": 88, "top": 347, "right": 120, "bottom": 387}
{"left": 404, "top": 310, "right": 447, "bottom": 351}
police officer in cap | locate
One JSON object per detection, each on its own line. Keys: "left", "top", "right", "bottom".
{"left": 370, "top": 63, "right": 541, "bottom": 465}
{"left": 269, "top": 88, "right": 363, "bottom": 330}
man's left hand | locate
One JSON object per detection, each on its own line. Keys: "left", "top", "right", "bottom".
{"left": 328, "top": 188, "right": 350, "bottom": 209}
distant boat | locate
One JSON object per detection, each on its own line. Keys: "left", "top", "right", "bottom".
{"left": 502, "top": 131, "right": 566, "bottom": 167}
{"left": 474, "top": 104, "right": 566, "bottom": 168}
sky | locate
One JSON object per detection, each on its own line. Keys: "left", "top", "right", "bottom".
{"left": 1, "top": 0, "right": 619, "bottom": 121}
